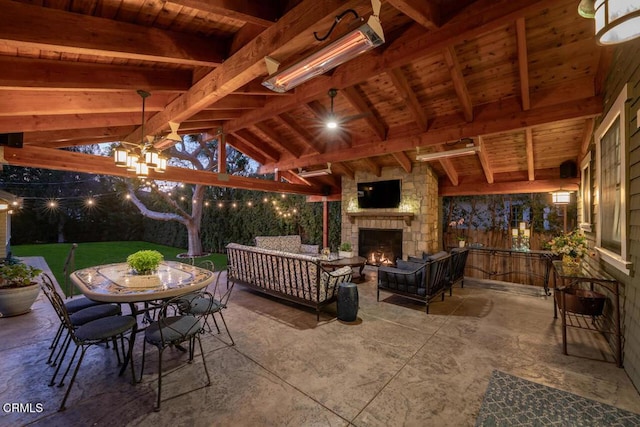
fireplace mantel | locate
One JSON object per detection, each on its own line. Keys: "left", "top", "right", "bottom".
{"left": 347, "top": 211, "right": 415, "bottom": 226}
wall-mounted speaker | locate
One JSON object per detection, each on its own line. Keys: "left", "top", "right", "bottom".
{"left": 0, "top": 133, "right": 23, "bottom": 148}
{"left": 560, "top": 160, "right": 577, "bottom": 178}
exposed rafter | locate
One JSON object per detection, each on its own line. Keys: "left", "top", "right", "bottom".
{"left": 388, "top": 68, "right": 429, "bottom": 132}
{"left": 525, "top": 128, "right": 535, "bottom": 181}
{"left": 516, "top": 17, "right": 531, "bottom": 111}
{"left": 476, "top": 136, "right": 494, "bottom": 184}
{"left": 442, "top": 46, "right": 473, "bottom": 122}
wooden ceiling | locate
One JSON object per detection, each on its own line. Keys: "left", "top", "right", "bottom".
{"left": 0, "top": 0, "right": 607, "bottom": 197}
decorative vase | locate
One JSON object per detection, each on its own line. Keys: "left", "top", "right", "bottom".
{"left": 339, "top": 250, "right": 354, "bottom": 259}
{"left": 458, "top": 240, "right": 466, "bottom": 248}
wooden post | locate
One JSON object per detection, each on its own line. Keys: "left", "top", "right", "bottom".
{"left": 323, "top": 197, "right": 328, "bottom": 248}
{"left": 217, "top": 133, "right": 226, "bottom": 174}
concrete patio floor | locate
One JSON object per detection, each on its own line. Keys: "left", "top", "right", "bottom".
{"left": 1, "top": 257, "right": 639, "bottom": 426}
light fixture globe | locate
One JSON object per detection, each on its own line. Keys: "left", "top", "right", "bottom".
{"left": 552, "top": 191, "right": 571, "bottom": 205}
{"left": 595, "top": 0, "right": 640, "bottom": 45}
{"left": 114, "top": 144, "right": 128, "bottom": 167}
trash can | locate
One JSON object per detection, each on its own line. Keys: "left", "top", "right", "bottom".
{"left": 337, "top": 282, "right": 358, "bottom": 322}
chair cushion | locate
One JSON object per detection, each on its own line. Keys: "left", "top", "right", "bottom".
{"left": 70, "top": 304, "right": 121, "bottom": 326}
{"left": 75, "top": 315, "right": 136, "bottom": 341}
{"left": 184, "top": 296, "right": 222, "bottom": 315}
{"left": 65, "top": 297, "right": 103, "bottom": 313}
{"left": 396, "top": 260, "right": 423, "bottom": 270}
{"left": 145, "top": 315, "right": 203, "bottom": 345}
{"left": 407, "top": 256, "right": 427, "bottom": 264}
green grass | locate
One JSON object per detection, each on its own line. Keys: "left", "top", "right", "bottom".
{"left": 11, "top": 241, "right": 228, "bottom": 293}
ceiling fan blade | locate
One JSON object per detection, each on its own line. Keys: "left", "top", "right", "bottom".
{"left": 339, "top": 112, "right": 372, "bottom": 124}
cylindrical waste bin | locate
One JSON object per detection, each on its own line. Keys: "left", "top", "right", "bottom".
{"left": 337, "top": 282, "right": 358, "bottom": 322}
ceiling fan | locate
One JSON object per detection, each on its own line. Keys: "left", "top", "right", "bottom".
{"left": 324, "top": 88, "right": 372, "bottom": 129}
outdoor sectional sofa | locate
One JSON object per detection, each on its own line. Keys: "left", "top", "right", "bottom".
{"left": 377, "top": 250, "right": 455, "bottom": 313}
{"left": 226, "top": 242, "right": 352, "bottom": 320}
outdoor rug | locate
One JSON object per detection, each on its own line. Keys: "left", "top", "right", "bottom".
{"left": 475, "top": 370, "right": 640, "bottom": 426}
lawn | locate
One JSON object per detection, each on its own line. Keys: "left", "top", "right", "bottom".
{"left": 11, "top": 241, "right": 228, "bottom": 293}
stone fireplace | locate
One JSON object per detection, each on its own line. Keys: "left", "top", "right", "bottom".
{"left": 341, "top": 163, "right": 440, "bottom": 261}
{"left": 359, "top": 228, "right": 403, "bottom": 266}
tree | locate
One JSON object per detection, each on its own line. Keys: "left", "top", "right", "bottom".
{"left": 125, "top": 135, "right": 251, "bottom": 256}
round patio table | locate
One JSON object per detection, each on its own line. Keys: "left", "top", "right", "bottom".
{"left": 70, "top": 261, "right": 215, "bottom": 303}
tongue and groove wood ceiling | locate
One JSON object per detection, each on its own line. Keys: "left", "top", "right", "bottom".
{"left": 0, "top": 0, "right": 606, "bottom": 197}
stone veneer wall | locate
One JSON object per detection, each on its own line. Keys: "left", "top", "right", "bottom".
{"left": 341, "top": 163, "right": 440, "bottom": 260}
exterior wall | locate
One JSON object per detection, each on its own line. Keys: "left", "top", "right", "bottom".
{"left": 588, "top": 38, "right": 640, "bottom": 389}
{"left": 341, "top": 163, "right": 440, "bottom": 260}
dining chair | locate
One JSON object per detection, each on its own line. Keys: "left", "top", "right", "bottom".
{"left": 48, "top": 243, "right": 105, "bottom": 364}
{"left": 179, "top": 263, "right": 236, "bottom": 346}
{"left": 40, "top": 273, "right": 137, "bottom": 412}
{"left": 139, "top": 292, "right": 214, "bottom": 411}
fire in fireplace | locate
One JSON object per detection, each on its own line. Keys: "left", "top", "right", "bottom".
{"left": 358, "top": 228, "right": 403, "bottom": 266}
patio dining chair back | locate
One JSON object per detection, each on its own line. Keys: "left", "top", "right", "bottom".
{"left": 139, "top": 292, "right": 214, "bottom": 411}
{"left": 40, "top": 273, "right": 136, "bottom": 411}
{"left": 48, "top": 242, "right": 104, "bottom": 365}
{"left": 180, "top": 264, "right": 235, "bottom": 346}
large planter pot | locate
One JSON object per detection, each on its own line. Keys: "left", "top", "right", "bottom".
{"left": 556, "top": 288, "right": 605, "bottom": 316}
{"left": 0, "top": 283, "right": 40, "bottom": 317}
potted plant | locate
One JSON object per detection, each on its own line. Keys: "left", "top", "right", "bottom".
{"left": 0, "top": 259, "right": 43, "bottom": 317}
{"left": 127, "top": 250, "right": 164, "bottom": 275}
{"left": 338, "top": 242, "right": 354, "bottom": 259}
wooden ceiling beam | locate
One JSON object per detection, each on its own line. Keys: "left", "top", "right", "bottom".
{"left": 342, "top": 86, "right": 387, "bottom": 141}
{"left": 386, "top": 0, "right": 441, "bottom": 29}
{"left": 442, "top": 46, "right": 473, "bottom": 122}
{"left": 361, "top": 158, "right": 382, "bottom": 177}
{"left": 0, "top": 57, "right": 191, "bottom": 92}
{"left": 332, "top": 162, "right": 355, "bottom": 180}
{"left": 23, "top": 126, "right": 135, "bottom": 145}
{"left": 439, "top": 158, "right": 459, "bottom": 186}
{"left": 516, "top": 17, "right": 530, "bottom": 111}
{"left": 0, "top": 0, "right": 225, "bottom": 67}
{"left": 164, "top": 0, "right": 279, "bottom": 27}
{"left": 141, "top": 0, "right": 363, "bottom": 148}
{"left": 0, "top": 145, "right": 323, "bottom": 196}
{"left": 279, "top": 170, "right": 312, "bottom": 186}
{"left": 204, "top": 96, "right": 267, "bottom": 110}
{"left": 388, "top": 68, "right": 429, "bottom": 132}
{"left": 525, "top": 128, "right": 535, "bottom": 181}
{"left": 259, "top": 95, "right": 602, "bottom": 173}
{"left": 187, "top": 110, "right": 244, "bottom": 121}
{"left": 254, "top": 122, "right": 302, "bottom": 157}
{"left": 225, "top": 134, "right": 268, "bottom": 165}
{"left": 440, "top": 177, "right": 580, "bottom": 196}
{"left": 275, "top": 113, "right": 321, "bottom": 154}
{"left": 476, "top": 136, "right": 494, "bottom": 184}
{"left": 0, "top": 91, "right": 173, "bottom": 117}
{"left": 233, "top": 129, "right": 281, "bottom": 162}
{"left": 0, "top": 113, "right": 151, "bottom": 134}
{"left": 580, "top": 117, "right": 595, "bottom": 158}
{"left": 224, "top": 0, "right": 559, "bottom": 133}
{"left": 392, "top": 151, "right": 413, "bottom": 174}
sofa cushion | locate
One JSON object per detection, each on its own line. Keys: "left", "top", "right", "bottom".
{"left": 396, "top": 259, "right": 424, "bottom": 270}
{"left": 319, "top": 266, "right": 352, "bottom": 300}
{"left": 255, "top": 235, "right": 302, "bottom": 253}
{"left": 407, "top": 256, "right": 428, "bottom": 264}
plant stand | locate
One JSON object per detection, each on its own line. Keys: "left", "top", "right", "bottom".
{"left": 551, "top": 260, "right": 621, "bottom": 367}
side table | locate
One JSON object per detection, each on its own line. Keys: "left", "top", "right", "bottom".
{"left": 337, "top": 282, "right": 358, "bottom": 322}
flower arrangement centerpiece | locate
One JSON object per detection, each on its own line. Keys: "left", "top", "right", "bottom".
{"left": 548, "top": 229, "right": 588, "bottom": 268}
{"left": 449, "top": 218, "right": 466, "bottom": 246}
{"left": 127, "top": 250, "right": 164, "bottom": 275}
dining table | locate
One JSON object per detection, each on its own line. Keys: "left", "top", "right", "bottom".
{"left": 70, "top": 260, "right": 216, "bottom": 374}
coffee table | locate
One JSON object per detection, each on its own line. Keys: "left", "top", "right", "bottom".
{"left": 322, "top": 256, "right": 367, "bottom": 283}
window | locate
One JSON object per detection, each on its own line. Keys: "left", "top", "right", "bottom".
{"left": 580, "top": 152, "right": 592, "bottom": 231}
{"left": 595, "top": 84, "right": 631, "bottom": 274}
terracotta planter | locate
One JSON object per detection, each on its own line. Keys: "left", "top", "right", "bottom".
{"left": 0, "top": 283, "right": 40, "bottom": 317}
{"left": 556, "top": 288, "right": 605, "bottom": 316}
